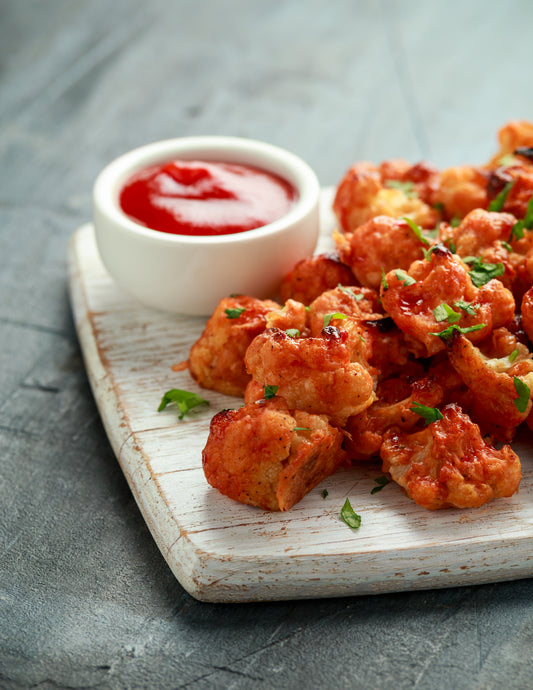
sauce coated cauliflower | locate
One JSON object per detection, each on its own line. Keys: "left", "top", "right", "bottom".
{"left": 180, "top": 120, "right": 533, "bottom": 513}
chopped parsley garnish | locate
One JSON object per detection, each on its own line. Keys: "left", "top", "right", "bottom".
{"left": 513, "top": 377, "right": 530, "bottom": 413}
{"left": 322, "top": 489, "right": 329, "bottom": 499}
{"left": 323, "top": 312, "right": 348, "bottom": 328}
{"left": 433, "top": 302, "right": 461, "bottom": 323}
{"left": 371, "top": 475, "right": 391, "bottom": 494}
{"left": 385, "top": 179, "right": 417, "bottom": 198}
{"left": 285, "top": 329, "right": 300, "bottom": 338}
{"left": 464, "top": 256, "right": 505, "bottom": 287}
{"left": 488, "top": 180, "right": 515, "bottom": 212}
{"left": 263, "top": 385, "right": 279, "bottom": 399}
{"left": 430, "top": 323, "right": 486, "bottom": 340}
{"left": 293, "top": 426, "right": 311, "bottom": 431}
{"left": 158, "top": 389, "right": 210, "bottom": 420}
{"left": 381, "top": 268, "right": 388, "bottom": 290}
{"left": 394, "top": 269, "right": 416, "bottom": 286}
{"left": 340, "top": 498, "right": 361, "bottom": 529}
{"left": 450, "top": 217, "right": 461, "bottom": 228}
{"left": 509, "top": 348, "right": 519, "bottom": 363}
{"left": 225, "top": 307, "right": 246, "bottom": 319}
{"left": 410, "top": 401, "right": 444, "bottom": 425}
{"left": 510, "top": 194, "right": 533, "bottom": 241}
{"left": 453, "top": 299, "right": 480, "bottom": 316}
{"left": 338, "top": 284, "right": 364, "bottom": 301}
{"left": 498, "top": 154, "right": 518, "bottom": 167}
{"left": 402, "top": 216, "right": 430, "bottom": 246}
{"left": 502, "top": 241, "right": 513, "bottom": 252}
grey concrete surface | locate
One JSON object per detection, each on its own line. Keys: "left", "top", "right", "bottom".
{"left": 2, "top": 1, "right": 533, "bottom": 688}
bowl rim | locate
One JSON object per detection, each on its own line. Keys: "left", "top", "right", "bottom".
{"left": 93, "top": 135, "right": 320, "bottom": 245}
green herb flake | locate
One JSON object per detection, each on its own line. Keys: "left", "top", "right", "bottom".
{"left": 285, "top": 329, "right": 300, "bottom": 338}
{"left": 488, "top": 180, "right": 515, "bottom": 212}
{"left": 433, "top": 302, "right": 461, "bottom": 324}
{"left": 371, "top": 475, "right": 391, "bottom": 495}
{"left": 158, "top": 389, "right": 210, "bottom": 420}
{"left": 410, "top": 401, "right": 444, "bottom": 426}
{"left": 402, "top": 216, "right": 430, "bottom": 246}
{"left": 322, "top": 489, "right": 329, "bottom": 499}
{"left": 502, "top": 241, "right": 513, "bottom": 252}
{"left": 513, "top": 376, "right": 530, "bottom": 413}
{"left": 394, "top": 269, "right": 416, "bottom": 286}
{"left": 381, "top": 268, "right": 389, "bottom": 290}
{"left": 498, "top": 154, "right": 517, "bottom": 167}
{"left": 450, "top": 217, "right": 461, "bottom": 228}
{"left": 225, "top": 307, "right": 246, "bottom": 319}
{"left": 466, "top": 257, "right": 505, "bottom": 287}
{"left": 511, "top": 220, "right": 525, "bottom": 242}
{"left": 430, "top": 323, "right": 487, "bottom": 340}
{"left": 293, "top": 426, "right": 312, "bottom": 432}
{"left": 453, "top": 299, "right": 480, "bottom": 316}
{"left": 340, "top": 498, "right": 362, "bottom": 529}
{"left": 337, "top": 284, "right": 364, "bottom": 301}
{"left": 509, "top": 348, "right": 520, "bottom": 363}
{"left": 384, "top": 179, "right": 417, "bottom": 198}
{"left": 323, "top": 312, "right": 348, "bottom": 328}
{"left": 263, "top": 385, "right": 279, "bottom": 400}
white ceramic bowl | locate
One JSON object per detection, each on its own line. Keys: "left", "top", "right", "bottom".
{"left": 93, "top": 136, "right": 320, "bottom": 315}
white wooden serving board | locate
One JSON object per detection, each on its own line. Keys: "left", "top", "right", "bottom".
{"left": 68, "top": 188, "right": 533, "bottom": 603}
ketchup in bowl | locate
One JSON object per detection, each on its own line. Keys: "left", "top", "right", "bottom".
{"left": 119, "top": 160, "right": 297, "bottom": 236}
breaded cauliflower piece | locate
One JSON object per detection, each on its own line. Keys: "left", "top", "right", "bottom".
{"left": 335, "top": 215, "right": 430, "bottom": 290}
{"left": 188, "top": 295, "right": 280, "bottom": 397}
{"left": 265, "top": 299, "right": 308, "bottom": 335}
{"left": 306, "top": 285, "right": 381, "bottom": 366}
{"left": 244, "top": 327, "right": 376, "bottom": 426}
{"left": 278, "top": 253, "right": 356, "bottom": 305}
{"left": 521, "top": 286, "right": 533, "bottom": 343}
{"left": 380, "top": 245, "right": 515, "bottom": 356}
{"left": 447, "top": 331, "right": 533, "bottom": 439}
{"left": 381, "top": 403, "right": 521, "bottom": 510}
{"left": 431, "top": 166, "right": 488, "bottom": 221}
{"left": 344, "top": 376, "right": 443, "bottom": 461}
{"left": 487, "top": 120, "right": 533, "bottom": 167}
{"left": 202, "top": 397, "right": 347, "bottom": 511}
{"left": 333, "top": 160, "right": 440, "bottom": 232}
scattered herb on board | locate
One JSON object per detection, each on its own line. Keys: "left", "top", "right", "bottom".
{"left": 340, "top": 498, "right": 361, "bottom": 529}
{"left": 371, "top": 476, "right": 391, "bottom": 494}
{"left": 158, "top": 389, "right": 210, "bottom": 420}
{"left": 322, "top": 489, "right": 329, "bottom": 499}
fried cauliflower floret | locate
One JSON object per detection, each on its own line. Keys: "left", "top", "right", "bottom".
{"left": 202, "top": 397, "right": 347, "bottom": 511}
{"left": 333, "top": 160, "right": 440, "bottom": 232}
{"left": 487, "top": 120, "right": 533, "bottom": 167}
{"left": 188, "top": 295, "right": 280, "bottom": 397}
{"left": 449, "top": 209, "right": 516, "bottom": 257}
{"left": 244, "top": 327, "right": 376, "bottom": 426}
{"left": 344, "top": 376, "right": 443, "bottom": 461}
{"left": 380, "top": 245, "right": 515, "bottom": 356}
{"left": 334, "top": 216, "right": 429, "bottom": 290}
{"left": 447, "top": 331, "right": 533, "bottom": 440}
{"left": 521, "top": 287, "right": 533, "bottom": 343}
{"left": 306, "top": 285, "right": 381, "bottom": 365}
{"left": 431, "top": 166, "right": 488, "bottom": 221}
{"left": 265, "top": 299, "right": 308, "bottom": 335}
{"left": 381, "top": 403, "right": 521, "bottom": 510}
{"left": 278, "top": 253, "right": 357, "bottom": 305}
{"left": 486, "top": 164, "right": 533, "bottom": 221}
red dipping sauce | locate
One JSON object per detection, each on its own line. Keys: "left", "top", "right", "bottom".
{"left": 119, "top": 160, "right": 297, "bottom": 236}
